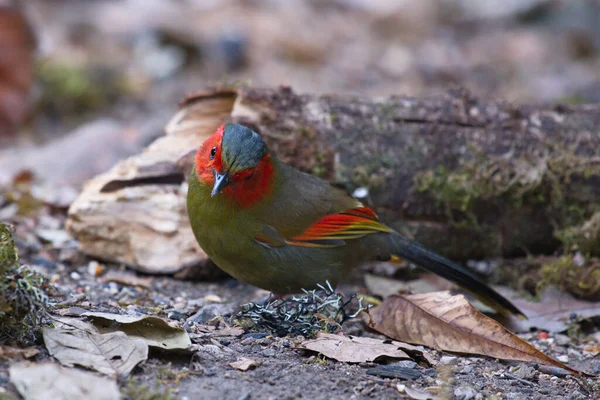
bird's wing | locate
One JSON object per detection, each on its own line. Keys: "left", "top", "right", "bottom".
{"left": 285, "top": 207, "right": 391, "bottom": 247}
{"left": 255, "top": 206, "right": 391, "bottom": 248}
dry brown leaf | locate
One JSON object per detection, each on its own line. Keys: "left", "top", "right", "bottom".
{"left": 299, "top": 332, "right": 430, "bottom": 363}
{"left": 83, "top": 311, "right": 192, "bottom": 351}
{"left": 0, "top": 345, "right": 40, "bottom": 360}
{"left": 229, "top": 357, "right": 261, "bottom": 371}
{"left": 43, "top": 317, "right": 148, "bottom": 378}
{"left": 370, "top": 292, "right": 590, "bottom": 375}
{"left": 10, "top": 362, "right": 120, "bottom": 400}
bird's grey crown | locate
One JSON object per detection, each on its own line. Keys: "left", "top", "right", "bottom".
{"left": 222, "top": 123, "right": 267, "bottom": 172}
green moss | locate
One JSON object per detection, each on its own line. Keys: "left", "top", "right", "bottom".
{"left": 555, "top": 211, "right": 600, "bottom": 254}
{"left": 312, "top": 152, "right": 327, "bottom": 178}
{"left": 557, "top": 94, "right": 587, "bottom": 105}
{"left": 35, "top": 59, "right": 128, "bottom": 118}
{"left": 0, "top": 224, "right": 18, "bottom": 275}
{"left": 536, "top": 255, "right": 600, "bottom": 301}
{"left": 122, "top": 379, "right": 175, "bottom": 400}
{"left": 413, "top": 143, "right": 600, "bottom": 254}
{"left": 351, "top": 164, "right": 386, "bottom": 191}
{"left": 0, "top": 222, "right": 50, "bottom": 344}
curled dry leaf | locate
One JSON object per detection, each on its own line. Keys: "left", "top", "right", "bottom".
{"left": 43, "top": 317, "right": 148, "bottom": 378}
{"left": 83, "top": 311, "right": 192, "bottom": 352}
{"left": 229, "top": 357, "right": 261, "bottom": 371}
{"left": 299, "top": 332, "right": 432, "bottom": 364}
{"left": 10, "top": 362, "right": 120, "bottom": 400}
{"left": 370, "top": 292, "right": 591, "bottom": 375}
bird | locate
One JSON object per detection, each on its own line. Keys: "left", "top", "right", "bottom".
{"left": 187, "top": 123, "right": 525, "bottom": 318}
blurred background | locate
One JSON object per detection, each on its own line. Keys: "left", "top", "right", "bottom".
{"left": 1, "top": 0, "right": 600, "bottom": 186}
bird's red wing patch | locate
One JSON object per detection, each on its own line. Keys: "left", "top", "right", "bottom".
{"left": 285, "top": 207, "right": 391, "bottom": 247}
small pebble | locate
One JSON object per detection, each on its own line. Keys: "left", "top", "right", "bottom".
{"left": 554, "top": 334, "right": 570, "bottom": 346}
{"left": 167, "top": 311, "right": 184, "bottom": 321}
{"left": 173, "top": 301, "right": 187, "bottom": 310}
{"left": 262, "top": 348, "right": 276, "bottom": 357}
{"left": 461, "top": 366, "right": 473, "bottom": 374}
{"left": 241, "top": 337, "right": 256, "bottom": 346}
{"left": 70, "top": 271, "right": 81, "bottom": 280}
{"left": 557, "top": 355, "right": 569, "bottom": 363}
{"left": 230, "top": 344, "right": 244, "bottom": 353}
{"left": 454, "top": 385, "right": 478, "bottom": 400}
{"left": 567, "top": 348, "right": 582, "bottom": 358}
{"left": 538, "top": 365, "right": 569, "bottom": 378}
{"left": 87, "top": 261, "right": 103, "bottom": 276}
{"left": 250, "top": 344, "right": 261, "bottom": 353}
{"left": 512, "top": 365, "right": 537, "bottom": 380}
{"left": 395, "top": 360, "right": 417, "bottom": 369}
{"left": 108, "top": 282, "right": 119, "bottom": 295}
{"left": 440, "top": 355, "right": 458, "bottom": 365}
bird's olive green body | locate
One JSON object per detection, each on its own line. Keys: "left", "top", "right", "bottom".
{"left": 187, "top": 160, "right": 388, "bottom": 293}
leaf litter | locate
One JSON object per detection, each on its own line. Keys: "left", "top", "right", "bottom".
{"left": 9, "top": 362, "right": 120, "bottom": 400}
{"left": 299, "top": 332, "right": 430, "bottom": 364}
{"left": 369, "top": 291, "right": 593, "bottom": 376}
{"left": 43, "top": 316, "right": 148, "bottom": 378}
{"left": 229, "top": 357, "right": 261, "bottom": 371}
{"left": 82, "top": 311, "right": 192, "bottom": 352}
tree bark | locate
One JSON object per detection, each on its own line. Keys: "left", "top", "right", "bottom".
{"left": 67, "top": 86, "right": 600, "bottom": 273}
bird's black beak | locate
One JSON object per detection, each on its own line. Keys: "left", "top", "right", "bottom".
{"left": 211, "top": 170, "right": 229, "bottom": 197}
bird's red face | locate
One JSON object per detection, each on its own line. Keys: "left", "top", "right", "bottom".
{"left": 195, "top": 124, "right": 275, "bottom": 208}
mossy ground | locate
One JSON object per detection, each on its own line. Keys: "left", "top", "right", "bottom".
{"left": 0, "top": 222, "right": 50, "bottom": 345}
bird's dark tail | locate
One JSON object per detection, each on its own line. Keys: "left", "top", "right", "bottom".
{"left": 388, "top": 232, "right": 526, "bottom": 319}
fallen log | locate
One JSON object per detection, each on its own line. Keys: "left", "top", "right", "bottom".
{"left": 66, "top": 86, "right": 600, "bottom": 274}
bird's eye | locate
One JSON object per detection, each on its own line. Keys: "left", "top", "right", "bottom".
{"left": 210, "top": 147, "right": 217, "bottom": 160}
